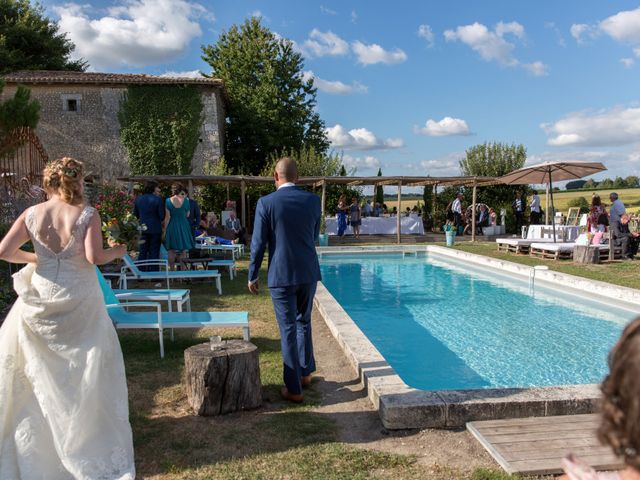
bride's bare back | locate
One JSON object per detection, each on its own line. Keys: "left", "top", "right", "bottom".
{"left": 33, "top": 199, "right": 86, "bottom": 255}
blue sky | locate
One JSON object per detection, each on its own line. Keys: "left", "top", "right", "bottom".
{"left": 42, "top": 0, "right": 640, "bottom": 180}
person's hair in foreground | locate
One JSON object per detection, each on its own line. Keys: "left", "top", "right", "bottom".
{"left": 598, "top": 317, "right": 640, "bottom": 471}
{"left": 592, "top": 195, "right": 602, "bottom": 207}
{"left": 43, "top": 157, "right": 85, "bottom": 205}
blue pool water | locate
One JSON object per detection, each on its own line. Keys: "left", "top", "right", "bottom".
{"left": 319, "top": 252, "right": 638, "bottom": 391}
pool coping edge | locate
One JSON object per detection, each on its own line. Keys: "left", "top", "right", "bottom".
{"left": 314, "top": 245, "right": 620, "bottom": 429}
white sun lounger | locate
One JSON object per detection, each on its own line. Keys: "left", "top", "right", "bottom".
{"left": 496, "top": 238, "right": 556, "bottom": 254}
{"left": 529, "top": 242, "right": 617, "bottom": 261}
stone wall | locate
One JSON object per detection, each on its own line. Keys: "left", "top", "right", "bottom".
{"left": 1, "top": 84, "right": 224, "bottom": 179}
{"left": 192, "top": 88, "right": 225, "bottom": 174}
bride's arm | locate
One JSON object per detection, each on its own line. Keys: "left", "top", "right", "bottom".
{"left": 0, "top": 210, "right": 37, "bottom": 264}
{"left": 84, "top": 211, "right": 126, "bottom": 265}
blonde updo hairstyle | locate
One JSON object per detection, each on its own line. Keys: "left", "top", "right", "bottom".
{"left": 43, "top": 157, "right": 85, "bottom": 205}
{"left": 598, "top": 317, "right": 640, "bottom": 470}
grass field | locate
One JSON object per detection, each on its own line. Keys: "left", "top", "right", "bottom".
{"left": 383, "top": 187, "right": 640, "bottom": 215}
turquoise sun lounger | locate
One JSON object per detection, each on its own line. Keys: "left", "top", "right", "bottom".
{"left": 97, "top": 269, "right": 249, "bottom": 358}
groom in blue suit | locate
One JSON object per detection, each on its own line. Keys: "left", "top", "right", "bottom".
{"left": 248, "top": 157, "right": 321, "bottom": 402}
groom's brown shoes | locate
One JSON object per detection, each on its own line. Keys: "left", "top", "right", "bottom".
{"left": 301, "top": 375, "right": 313, "bottom": 388}
{"left": 281, "top": 387, "right": 304, "bottom": 403}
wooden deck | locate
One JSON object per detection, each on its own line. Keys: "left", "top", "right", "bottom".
{"left": 467, "top": 414, "right": 624, "bottom": 476}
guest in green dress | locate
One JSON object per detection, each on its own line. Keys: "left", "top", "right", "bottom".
{"left": 163, "top": 183, "right": 194, "bottom": 269}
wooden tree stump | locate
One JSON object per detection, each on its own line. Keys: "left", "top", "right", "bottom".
{"left": 184, "top": 340, "right": 262, "bottom": 416}
{"left": 574, "top": 245, "right": 600, "bottom": 264}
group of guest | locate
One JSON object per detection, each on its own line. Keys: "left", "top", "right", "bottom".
{"left": 134, "top": 181, "right": 242, "bottom": 270}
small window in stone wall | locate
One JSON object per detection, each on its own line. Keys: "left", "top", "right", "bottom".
{"left": 61, "top": 94, "right": 82, "bottom": 113}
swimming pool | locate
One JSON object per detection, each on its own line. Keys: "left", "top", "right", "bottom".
{"left": 319, "top": 251, "right": 636, "bottom": 392}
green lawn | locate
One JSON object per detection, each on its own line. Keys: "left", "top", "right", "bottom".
{"left": 121, "top": 256, "right": 535, "bottom": 479}
{"left": 452, "top": 241, "right": 640, "bottom": 290}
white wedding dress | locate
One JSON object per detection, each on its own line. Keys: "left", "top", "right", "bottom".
{"left": 0, "top": 205, "right": 135, "bottom": 479}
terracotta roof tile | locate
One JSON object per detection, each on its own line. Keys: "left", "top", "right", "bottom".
{"left": 1, "top": 70, "right": 224, "bottom": 88}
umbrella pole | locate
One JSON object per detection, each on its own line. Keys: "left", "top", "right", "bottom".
{"left": 545, "top": 183, "right": 550, "bottom": 225}
{"left": 549, "top": 174, "right": 556, "bottom": 242}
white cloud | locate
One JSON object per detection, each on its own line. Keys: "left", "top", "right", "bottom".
{"left": 351, "top": 10, "right": 357, "bottom": 23}
{"left": 415, "top": 152, "right": 464, "bottom": 176}
{"left": 600, "top": 7, "right": 640, "bottom": 44}
{"left": 415, "top": 117, "right": 471, "bottom": 137}
{"left": 571, "top": 8, "right": 640, "bottom": 60}
{"left": 570, "top": 23, "right": 599, "bottom": 44}
{"left": 621, "top": 57, "right": 635, "bottom": 68}
{"left": 351, "top": 40, "right": 408, "bottom": 65}
{"left": 320, "top": 5, "right": 337, "bottom": 15}
{"left": 300, "top": 29, "right": 349, "bottom": 57}
{"left": 342, "top": 154, "right": 381, "bottom": 172}
{"left": 523, "top": 61, "right": 549, "bottom": 76}
{"left": 417, "top": 24, "right": 435, "bottom": 47}
{"left": 444, "top": 21, "right": 547, "bottom": 75}
{"left": 55, "top": 0, "right": 209, "bottom": 69}
{"left": 302, "top": 71, "right": 367, "bottom": 94}
{"left": 545, "top": 21, "right": 566, "bottom": 47}
{"left": 326, "top": 124, "right": 404, "bottom": 150}
{"left": 541, "top": 106, "right": 640, "bottom": 147}
{"left": 159, "top": 70, "right": 203, "bottom": 78}
{"left": 495, "top": 21, "right": 525, "bottom": 39}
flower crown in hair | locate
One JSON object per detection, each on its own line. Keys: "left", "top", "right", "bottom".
{"left": 61, "top": 164, "right": 82, "bottom": 178}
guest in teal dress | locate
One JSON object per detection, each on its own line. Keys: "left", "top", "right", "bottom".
{"left": 163, "top": 183, "right": 194, "bottom": 269}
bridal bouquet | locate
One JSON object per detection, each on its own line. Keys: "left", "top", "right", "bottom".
{"left": 102, "top": 213, "right": 147, "bottom": 251}
{"left": 95, "top": 185, "right": 146, "bottom": 251}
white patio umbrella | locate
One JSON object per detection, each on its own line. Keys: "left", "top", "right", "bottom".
{"left": 500, "top": 161, "right": 607, "bottom": 242}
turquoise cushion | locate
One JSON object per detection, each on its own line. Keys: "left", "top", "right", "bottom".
{"left": 95, "top": 266, "right": 120, "bottom": 306}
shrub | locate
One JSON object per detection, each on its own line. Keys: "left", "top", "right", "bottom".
{"left": 567, "top": 196, "right": 590, "bottom": 214}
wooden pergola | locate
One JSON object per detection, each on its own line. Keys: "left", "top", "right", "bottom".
{"left": 118, "top": 174, "right": 502, "bottom": 244}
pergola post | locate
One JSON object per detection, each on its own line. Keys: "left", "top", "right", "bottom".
{"left": 396, "top": 181, "right": 402, "bottom": 244}
{"left": 226, "top": 183, "right": 230, "bottom": 202}
{"left": 188, "top": 179, "right": 194, "bottom": 198}
{"left": 471, "top": 181, "right": 477, "bottom": 242}
{"left": 320, "top": 180, "right": 326, "bottom": 221}
{"left": 240, "top": 180, "right": 246, "bottom": 228}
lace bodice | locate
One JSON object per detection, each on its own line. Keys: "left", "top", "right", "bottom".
{"left": 25, "top": 205, "right": 96, "bottom": 283}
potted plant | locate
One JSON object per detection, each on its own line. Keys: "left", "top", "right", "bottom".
{"left": 318, "top": 215, "right": 329, "bottom": 246}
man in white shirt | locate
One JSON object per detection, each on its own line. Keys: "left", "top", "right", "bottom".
{"left": 452, "top": 193, "right": 463, "bottom": 229}
{"left": 609, "top": 192, "right": 626, "bottom": 224}
{"left": 530, "top": 190, "right": 541, "bottom": 225}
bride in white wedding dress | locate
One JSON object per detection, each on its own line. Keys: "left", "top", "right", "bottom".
{"left": 0, "top": 158, "right": 135, "bottom": 479}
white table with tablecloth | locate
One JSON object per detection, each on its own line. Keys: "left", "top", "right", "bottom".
{"left": 526, "top": 225, "right": 580, "bottom": 241}
{"left": 325, "top": 216, "right": 424, "bottom": 235}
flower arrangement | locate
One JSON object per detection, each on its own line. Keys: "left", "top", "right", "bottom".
{"left": 95, "top": 185, "right": 146, "bottom": 251}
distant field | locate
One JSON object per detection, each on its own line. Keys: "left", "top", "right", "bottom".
{"left": 379, "top": 188, "right": 640, "bottom": 214}
{"left": 536, "top": 188, "right": 640, "bottom": 214}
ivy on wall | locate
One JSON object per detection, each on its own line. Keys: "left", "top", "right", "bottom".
{"left": 119, "top": 85, "right": 204, "bottom": 175}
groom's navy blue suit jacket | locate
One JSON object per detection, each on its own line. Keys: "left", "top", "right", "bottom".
{"left": 248, "top": 186, "right": 321, "bottom": 288}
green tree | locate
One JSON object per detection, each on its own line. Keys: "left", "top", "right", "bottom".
{"left": 0, "top": 0, "right": 87, "bottom": 73}
{"left": 613, "top": 176, "right": 627, "bottom": 189}
{"left": 459, "top": 142, "right": 528, "bottom": 217}
{"left": 0, "top": 80, "right": 40, "bottom": 137}
{"left": 583, "top": 179, "right": 599, "bottom": 189}
{"left": 119, "top": 85, "right": 204, "bottom": 175}
{"left": 375, "top": 168, "right": 384, "bottom": 205}
{"left": 201, "top": 17, "right": 329, "bottom": 175}
{"left": 567, "top": 196, "right": 590, "bottom": 214}
{"left": 625, "top": 176, "right": 639, "bottom": 188}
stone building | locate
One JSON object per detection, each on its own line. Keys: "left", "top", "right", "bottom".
{"left": 0, "top": 71, "right": 226, "bottom": 179}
